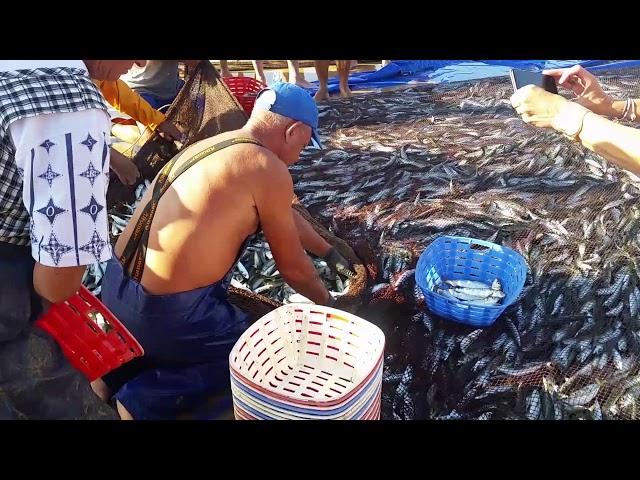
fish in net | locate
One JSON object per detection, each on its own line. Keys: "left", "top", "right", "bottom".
{"left": 288, "top": 66, "right": 640, "bottom": 420}
{"left": 100, "top": 62, "right": 640, "bottom": 420}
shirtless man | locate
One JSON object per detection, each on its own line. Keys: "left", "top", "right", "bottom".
{"left": 94, "top": 82, "right": 355, "bottom": 419}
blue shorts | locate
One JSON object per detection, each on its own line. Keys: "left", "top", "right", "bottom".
{"left": 138, "top": 79, "right": 186, "bottom": 111}
{"left": 100, "top": 259, "right": 249, "bottom": 419}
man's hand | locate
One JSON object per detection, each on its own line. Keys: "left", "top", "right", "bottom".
{"left": 543, "top": 65, "right": 614, "bottom": 117}
{"left": 156, "top": 120, "right": 183, "bottom": 142}
{"left": 323, "top": 247, "right": 357, "bottom": 279}
{"left": 511, "top": 85, "right": 590, "bottom": 137}
{"left": 110, "top": 148, "right": 140, "bottom": 185}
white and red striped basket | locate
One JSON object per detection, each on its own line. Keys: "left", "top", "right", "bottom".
{"left": 229, "top": 304, "right": 385, "bottom": 420}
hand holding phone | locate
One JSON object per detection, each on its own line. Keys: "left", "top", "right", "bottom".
{"left": 510, "top": 68, "right": 558, "bottom": 94}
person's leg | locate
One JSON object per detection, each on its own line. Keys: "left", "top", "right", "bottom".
{"left": 113, "top": 360, "right": 233, "bottom": 420}
{"left": 336, "top": 60, "right": 352, "bottom": 98}
{"left": 142, "top": 78, "right": 183, "bottom": 114}
{"left": 111, "top": 123, "right": 143, "bottom": 145}
{"left": 219, "top": 60, "right": 231, "bottom": 77}
{"left": 314, "top": 60, "right": 331, "bottom": 102}
{"left": 96, "top": 355, "right": 150, "bottom": 405}
{"left": 252, "top": 60, "right": 267, "bottom": 85}
{"left": 0, "top": 249, "right": 117, "bottom": 419}
{"left": 90, "top": 378, "right": 111, "bottom": 402}
{"left": 117, "top": 400, "right": 134, "bottom": 420}
{"left": 287, "top": 60, "right": 312, "bottom": 88}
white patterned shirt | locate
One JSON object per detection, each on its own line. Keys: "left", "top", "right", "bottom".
{"left": 0, "top": 62, "right": 112, "bottom": 267}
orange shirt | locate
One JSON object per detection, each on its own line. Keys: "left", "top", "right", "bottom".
{"left": 95, "top": 79, "right": 166, "bottom": 131}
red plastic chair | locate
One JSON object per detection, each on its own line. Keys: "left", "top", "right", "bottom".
{"left": 223, "top": 77, "right": 267, "bottom": 115}
{"left": 35, "top": 286, "right": 144, "bottom": 381}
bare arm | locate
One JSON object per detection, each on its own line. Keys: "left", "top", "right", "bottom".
{"left": 292, "top": 209, "right": 332, "bottom": 257}
{"left": 253, "top": 160, "right": 332, "bottom": 305}
{"left": 578, "top": 112, "right": 640, "bottom": 175}
{"left": 33, "top": 264, "right": 85, "bottom": 304}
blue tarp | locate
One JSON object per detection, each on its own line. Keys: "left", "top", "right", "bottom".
{"left": 311, "top": 60, "right": 640, "bottom": 94}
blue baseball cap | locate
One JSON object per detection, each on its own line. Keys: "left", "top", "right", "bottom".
{"left": 253, "top": 82, "right": 323, "bottom": 149}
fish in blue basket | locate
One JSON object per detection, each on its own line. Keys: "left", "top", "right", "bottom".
{"left": 435, "top": 278, "right": 506, "bottom": 306}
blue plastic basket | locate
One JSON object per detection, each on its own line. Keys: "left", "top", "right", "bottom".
{"left": 415, "top": 236, "right": 528, "bottom": 327}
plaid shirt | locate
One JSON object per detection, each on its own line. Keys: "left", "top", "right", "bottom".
{"left": 0, "top": 67, "right": 109, "bottom": 247}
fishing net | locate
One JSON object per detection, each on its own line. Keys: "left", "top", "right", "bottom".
{"left": 227, "top": 287, "right": 282, "bottom": 324}
{"left": 288, "top": 66, "right": 640, "bottom": 420}
{"left": 107, "top": 61, "right": 248, "bottom": 209}
{"left": 102, "top": 62, "right": 640, "bottom": 420}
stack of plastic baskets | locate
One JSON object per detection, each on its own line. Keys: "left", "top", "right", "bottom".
{"left": 415, "top": 236, "right": 528, "bottom": 328}
{"left": 229, "top": 304, "right": 385, "bottom": 420}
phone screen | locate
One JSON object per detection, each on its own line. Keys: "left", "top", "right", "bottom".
{"left": 509, "top": 69, "right": 558, "bottom": 94}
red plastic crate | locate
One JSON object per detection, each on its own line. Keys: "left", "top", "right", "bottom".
{"left": 35, "top": 286, "right": 144, "bottom": 381}
{"left": 223, "top": 77, "right": 267, "bottom": 115}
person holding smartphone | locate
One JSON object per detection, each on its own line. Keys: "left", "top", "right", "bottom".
{"left": 511, "top": 64, "right": 640, "bottom": 175}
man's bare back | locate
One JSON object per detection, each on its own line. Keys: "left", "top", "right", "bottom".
{"left": 114, "top": 129, "right": 286, "bottom": 295}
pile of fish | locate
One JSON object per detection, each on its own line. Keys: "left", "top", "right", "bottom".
{"left": 435, "top": 279, "right": 505, "bottom": 306}
{"left": 288, "top": 68, "right": 640, "bottom": 420}
{"left": 229, "top": 234, "right": 351, "bottom": 302}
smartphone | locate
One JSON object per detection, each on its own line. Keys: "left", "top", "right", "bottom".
{"left": 509, "top": 68, "right": 558, "bottom": 94}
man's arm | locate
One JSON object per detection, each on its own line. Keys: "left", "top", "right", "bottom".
{"left": 252, "top": 159, "right": 332, "bottom": 305}
{"left": 291, "top": 209, "right": 357, "bottom": 278}
{"left": 94, "top": 80, "right": 183, "bottom": 144}
{"left": 95, "top": 79, "right": 167, "bottom": 131}
{"left": 10, "top": 109, "right": 114, "bottom": 304}
{"left": 292, "top": 208, "right": 331, "bottom": 256}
